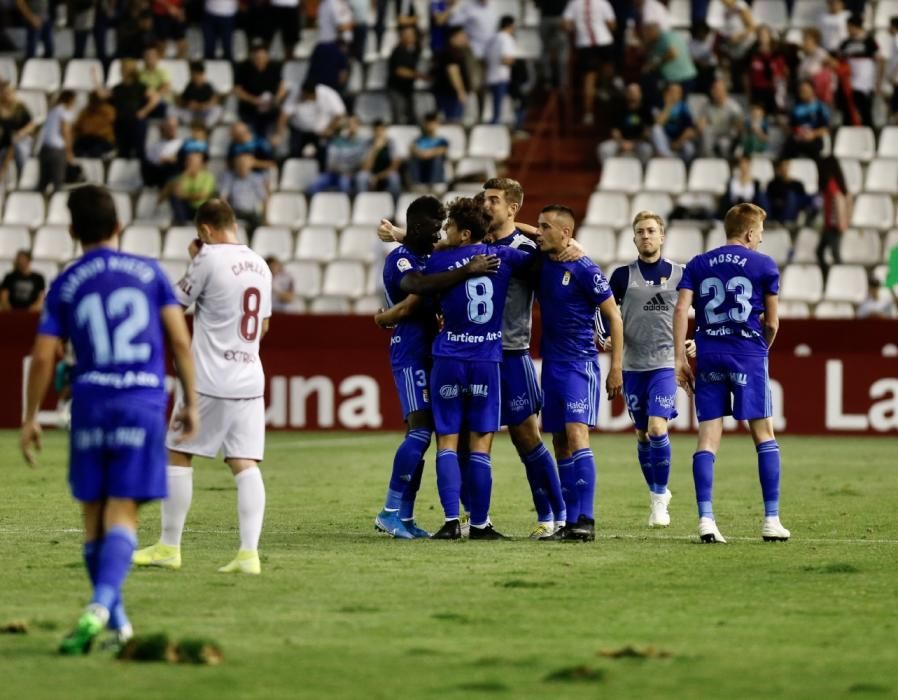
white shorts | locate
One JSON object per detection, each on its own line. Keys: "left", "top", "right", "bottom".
{"left": 166, "top": 394, "right": 266, "bottom": 461}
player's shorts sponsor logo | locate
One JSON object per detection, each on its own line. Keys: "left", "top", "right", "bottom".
{"left": 74, "top": 427, "right": 147, "bottom": 450}
{"left": 567, "top": 398, "right": 590, "bottom": 414}
{"left": 224, "top": 350, "right": 258, "bottom": 363}
{"left": 509, "top": 394, "right": 529, "bottom": 412}
{"left": 700, "top": 371, "right": 748, "bottom": 386}
{"left": 642, "top": 293, "right": 669, "bottom": 312}
{"left": 439, "top": 384, "right": 460, "bottom": 399}
{"left": 653, "top": 393, "right": 677, "bottom": 409}
{"left": 469, "top": 384, "right": 489, "bottom": 398}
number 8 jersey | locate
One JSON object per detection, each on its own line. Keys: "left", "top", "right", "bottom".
{"left": 678, "top": 244, "right": 779, "bottom": 356}
{"left": 176, "top": 243, "right": 272, "bottom": 399}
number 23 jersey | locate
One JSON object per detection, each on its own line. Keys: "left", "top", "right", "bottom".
{"left": 176, "top": 244, "right": 272, "bottom": 399}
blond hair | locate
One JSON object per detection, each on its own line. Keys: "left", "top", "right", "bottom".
{"left": 632, "top": 210, "right": 665, "bottom": 233}
{"left": 724, "top": 203, "right": 766, "bottom": 239}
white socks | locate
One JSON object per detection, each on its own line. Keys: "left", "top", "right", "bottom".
{"left": 160, "top": 466, "right": 193, "bottom": 547}
{"left": 235, "top": 466, "right": 266, "bottom": 552}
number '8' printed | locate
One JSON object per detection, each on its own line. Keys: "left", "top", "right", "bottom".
{"left": 465, "top": 277, "right": 494, "bottom": 324}
{"left": 240, "top": 287, "right": 261, "bottom": 341}
{"left": 700, "top": 276, "right": 753, "bottom": 325}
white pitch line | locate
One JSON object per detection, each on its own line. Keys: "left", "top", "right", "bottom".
{"left": 266, "top": 435, "right": 401, "bottom": 450}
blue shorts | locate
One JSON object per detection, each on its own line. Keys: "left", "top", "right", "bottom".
{"left": 430, "top": 358, "right": 501, "bottom": 435}
{"left": 392, "top": 362, "right": 431, "bottom": 420}
{"left": 694, "top": 352, "right": 772, "bottom": 422}
{"left": 69, "top": 396, "right": 168, "bottom": 503}
{"left": 541, "top": 359, "right": 601, "bottom": 433}
{"left": 623, "top": 368, "right": 679, "bottom": 431}
{"left": 501, "top": 351, "right": 543, "bottom": 427}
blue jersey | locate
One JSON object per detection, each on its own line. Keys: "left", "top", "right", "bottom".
{"left": 678, "top": 244, "right": 779, "bottom": 357}
{"left": 537, "top": 257, "right": 612, "bottom": 362}
{"left": 382, "top": 245, "right": 438, "bottom": 367}
{"left": 38, "top": 248, "right": 179, "bottom": 405}
{"left": 425, "top": 243, "right": 531, "bottom": 362}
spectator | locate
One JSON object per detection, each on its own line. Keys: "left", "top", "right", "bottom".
{"left": 178, "top": 61, "right": 222, "bottom": 128}
{"left": 264, "top": 0, "right": 303, "bottom": 61}
{"left": 699, "top": 79, "right": 743, "bottom": 158}
{"left": 348, "top": 0, "right": 371, "bottom": 63}
{"left": 318, "top": 0, "right": 355, "bottom": 44}
{"left": 817, "top": 156, "right": 851, "bottom": 281}
{"left": 140, "top": 43, "right": 172, "bottom": 118}
{"left": 799, "top": 28, "right": 835, "bottom": 104}
{"left": 740, "top": 103, "right": 769, "bottom": 156}
{"left": 306, "top": 115, "right": 369, "bottom": 194}
{"left": 72, "top": 0, "right": 110, "bottom": 63}
{"left": 784, "top": 80, "right": 830, "bottom": 159}
{"left": 169, "top": 151, "right": 216, "bottom": 224}
{"left": 73, "top": 91, "right": 117, "bottom": 159}
{"left": 745, "top": 25, "right": 788, "bottom": 114}
{"left": 642, "top": 21, "right": 698, "bottom": 95}
{"left": 0, "top": 251, "right": 45, "bottom": 312}
{"left": 635, "top": 0, "right": 672, "bottom": 31}
{"left": 151, "top": 0, "right": 188, "bottom": 59}
{"left": 485, "top": 15, "right": 520, "bottom": 126}
{"left": 838, "top": 15, "right": 882, "bottom": 127}
{"left": 37, "top": 90, "right": 77, "bottom": 194}
{"left": 432, "top": 26, "right": 471, "bottom": 123}
{"left": 375, "top": 0, "right": 417, "bottom": 51}
{"left": 716, "top": 0, "right": 755, "bottom": 76}
{"left": 358, "top": 119, "right": 402, "bottom": 199}
{"left": 228, "top": 121, "right": 276, "bottom": 172}
{"left": 203, "top": 0, "right": 237, "bottom": 60}
{"left": 820, "top": 0, "right": 850, "bottom": 53}
{"left": 598, "top": 82, "right": 653, "bottom": 164}
{"left": 856, "top": 278, "right": 896, "bottom": 318}
{"left": 143, "top": 115, "right": 184, "bottom": 187}
{"left": 766, "top": 158, "right": 812, "bottom": 226}
{"left": 652, "top": 82, "right": 697, "bottom": 162}
{"left": 0, "top": 81, "right": 37, "bottom": 178}
{"left": 235, "top": 39, "right": 287, "bottom": 138}
{"left": 116, "top": 6, "right": 157, "bottom": 59}
{"left": 307, "top": 38, "right": 352, "bottom": 101}
{"left": 887, "top": 17, "right": 898, "bottom": 121}
{"left": 408, "top": 112, "right": 449, "bottom": 187}
{"left": 277, "top": 81, "right": 347, "bottom": 168}
{"left": 449, "top": 0, "right": 497, "bottom": 64}
{"left": 388, "top": 26, "right": 424, "bottom": 125}
{"left": 884, "top": 242, "right": 898, "bottom": 305}
{"left": 218, "top": 152, "right": 269, "bottom": 232}
{"left": 266, "top": 256, "right": 299, "bottom": 312}
{"left": 689, "top": 20, "right": 718, "bottom": 95}
{"left": 563, "top": 0, "right": 616, "bottom": 126}
{"left": 430, "top": 0, "right": 456, "bottom": 54}
{"left": 17, "top": 0, "right": 53, "bottom": 58}
{"left": 109, "top": 58, "right": 158, "bottom": 158}
{"left": 535, "top": 0, "right": 569, "bottom": 89}
{"left": 179, "top": 123, "right": 211, "bottom": 162}
{"left": 720, "top": 155, "right": 767, "bottom": 216}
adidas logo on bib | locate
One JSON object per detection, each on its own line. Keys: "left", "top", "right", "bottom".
{"left": 642, "top": 293, "right": 669, "bottom": 312}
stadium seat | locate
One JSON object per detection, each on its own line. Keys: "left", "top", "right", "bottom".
{"left": 585, "top": 192, "right": 629, "bottom": 228}
{"left": 393, "top": 193, "right": 418, "bottom": 228}
{"left": 295, "top": 226, "right": 338, "bottom": 262}
{"left": 4, "top": 192, "right": 45, "bottom": 229}
{"left": 352, "top": 192, "right": 394, "bottom": 226}
{"left": 705, "top": 226, "right": 726, "bottom": 251}
{"left": 576, "top": 226, "right": 617, "bottom": 264}
{"left": 791, "top": 0, "right": 827, "bottom": 28}
{"left": 789, "top": 158, "right": 819, "bottom": 194}
{"left": 455, "top": 156, "right": 497, "bottom": 180}
{"left": 669, "top": 0, "right": 691, "bottom": 27}
{"left": 877, "top": 126, "right": 898, "bottom": 157}
{"left": 365, "top": 59, "right": 388, "bottom": 91}
{"left": 644, "top": 157, "right": 687, "bottom": 194}
{"left": 120, "top": 225, "right": 162, "bottom": 258}
{"left": 266, "top": 192, "right": 307, "bottom": 228}
{"left": 285, "top": 260, "right": 323, "bottom": 298}
{"left": 162, "top": 227, "right": 197, "bottom": 260}
{"left": 781, "top": 264, "right": 824, "bottom": 303}
{"left": 101, "top": 159, "right": 140, "bottom": 193}
{"left": 207, "top": 125, "right": 232, "bottom": 159}
{"left": 778, "top": 301, "right": 811, "bottom": 318}
{"left": 750, "top": 156, "right": 775, "bottom": 185}
{"left": 834, "top": 126, "right": 875, "bottom": 162}
{"left": 21, "top": 59, "right": 61, "bottom": 92}
{"left": 354, "top": 92, "right": 392, "bottom": 124}
{"left": 851, "top": 194, "right": 894, "bottom": 229}
{"left": 46, "top": 192, "right": 72, "bottom": 226}
{"left": 309, "top": 296, "right": 352, "bottom": 314}
{"left": 823, "top": 264, "right": 867, "bottom": 303}
{"left": 322, "top": 261, "right": 366, "bottom": 297}
{"left": 687, "top": 158, "right": 730, "bottom": 195}
{"left": 874, "top": 0, "right": 898, "bottom": 28}
{"left": 839, "top": 158, "right": 863, "bottom": 194}
{"left": 761, "top": 227, "right": 792, "bottom": 266}
{"left": 77, "top": 158, "right": 105, "bottom": 185}
{"left": 111, "top": 191, "right": 133, "bottom": 227}
{"left": 630, "top": 193, "right": 673, "bottom": 221}
{"left": 663, "top": 226, "right": 704, "bottom": 261}
{"left": 339, "top": 226, "right": 379, "bottom": 262}
{"left": 280, "top": 158, "right": 320, "bottom": 191}
{"left": 0, "top": 57, "right": 17, "bottom": 86}
{"left": 159, "top": 60, "right": 189, "bottom": 93}
{"left": 0, "top": 225, "right": 32, "bottom": 258}
{"left": 353, "top": 295, "right": 383, "bottom": 315}
{"left": 814, "top": 301, "right": 855, "bottom": 318}
{"left": 308, "top": 192, "right": 351, "bottom": 228}
{"left": 436, "top": 125, "right": 466, "bottom": 161}
{"left": 883, "top": 230, "right": 898, "bottom": 261}
{"left": 251, "top": 226, "right": 293, "bottom": 259}
{"left": 282, "top": 60, "right": 309, "bottom": 87}
{"left": 105, "top": 59, "right": 127, "bottom": 88}
{"left": 205, "top": 60, "right": 234, "bottom": 94}
{"left": 413, "top": 91, "right": 438, "bottom": 121}
{"left": 492, "top": 0, "right": 522, "bottom": 22}
{"left": 752, "top": 0, "right": 788, "bottom": 30}
{"left": 158, "top": 259, "right": 187, "bottom": 286}
{"left": 468, "top": 125, "right": 511, "bottom": 161}
{"left": 31, "top": 259, "right": 59, "bottom": 286}
{"left": 17, "top": 91, "right": 47, "bottom": 126}
{"left": 32, "top": 226, "right": 74, "bottom": 262}
{"left": 0, "top": 163, "right": 16, "bottom": 190}
{"left": 599, "top": 158, "right": 642, "bottom": 194}
{"left": 18, "top": 158, "right": 39, "bottom": 190}
{"left": 841, "top": 229, "right": 881, "bottom": 264}
{"left": 62, "top": 59, "right": 103, "bottom": 91}
{"left": 386, "top": 125, "right": 419, "bottom": 159}
{"left": 864, "top": 158, "right": 898, "bottom": 193}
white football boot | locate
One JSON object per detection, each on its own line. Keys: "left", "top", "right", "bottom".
{"left": 648, "top": 490, "right": 671, "bottom": 528}
{"left": 698, "top": 517, "right": 727, "bottom": 543}
{"left": 761, "top": 516, "right": 791, "bottom": 542}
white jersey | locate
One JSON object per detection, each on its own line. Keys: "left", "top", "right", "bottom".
{"left": 176, "top": 243, "right": 272, "bottom": 399}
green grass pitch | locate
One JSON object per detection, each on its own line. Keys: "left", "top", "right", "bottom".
{"left": 1, "top": 430, "right": 896, "bottom": 699}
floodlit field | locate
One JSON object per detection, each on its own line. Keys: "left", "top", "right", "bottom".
{"left": 1, "top": 430, "right": 896, "bottom": 699}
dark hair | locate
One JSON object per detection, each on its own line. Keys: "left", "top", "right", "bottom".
{"left": 15, "top": 249, "right": 32, "bottom": 260}
{"left": 447, "top": 197, "right": 490, "bottom": 242}
{"left": 847, "top": 13, "right": 863, "bottom": 28}
{"left": 483, "top": 177, "right": 523, "bottom": 206}
{"left": 405, "top": 196, "right": 446, "bottom": 253}
{"left": 818, "top": 156, "right": 847, "bottom": 193}
{"left": 301, "top": 80, "right": 317, "bottom": 95}
{"left": 189, "top": 60, "right": 205, "bottom": 73}
{"left": 58, "top": 89, "right": 76, "bottom": 105}
{"left": 423, "top": 111, "right": 439, "bottom": 122}
{"left": 891, "top": 16, "right": 898, "bottom": 31}
{"left": 448, "top": 26, "right": 466, "bottom": 39}
{"left": 195, "top": 198, "right": 237, "bottom": 231}
{"left": 540, "top": 203, "right": 576, "bottom": 226}
{"left": 372, "top": 118, "right": 385, "bottom": 128}
{"left": 499, "top": 14, "right": 515, "bottom": 29}
{"left": 67, "top": 185, "right": 119, "bottom": 245}
{"left": 691, "top": 20, "right": 710, "bottom": 37}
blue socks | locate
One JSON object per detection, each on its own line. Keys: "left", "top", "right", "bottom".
{"left": 522, "top": 444, "right": 555, "bottom": 522}
{"left": 85, "top": 540, "right": 130, "bottom": 631}
{"left": 386, "top": 428, "right": 431, "bottom": 511}
{"left": 649, "top": 433, "right": 671, "bottom": 495}
{"left": 693, "top": 451, "right": 715, "bottom": 519}
{"left": 636, "top": 440, "right": 653, "bottom": 490}
{"left": 468, "top": 452, "right": 493, "bottom": 527}
{"left": 400, "top": 459, "right": 425, "bottom": 521}
{"left": 90, "top": 526, "right": 136, "bottom": 615}
{"left": 572, "top": 448, "right": 596, "bottom": 521}
{"left": 458, "top": 449, "right": 471, "bottom": 514}
{"left": 558, "top": 457, "right": 578, "bottom": 525}
{"left": 757, "top": 440, "right": 781, "bottom": 516}
{"left": 435, "top": 449, "right": 461, "bottom": 520}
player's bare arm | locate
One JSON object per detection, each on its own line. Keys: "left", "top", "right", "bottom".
{"left": 400, "top": 255, "right": 500, "bottom": 295}
{"left": 762, "top": 293, "right": 779, "bottom": 349}
{"left": 161, "top": 305, "right": 200, "bottom": 443}
{"left": 21, "top": 334, "right": 61, "bottom": 466}
{"left": 673, "top": 288, "right": 695, "bottom": 396}
{"left": 375, "top": 294, "right": 422, "bottom": 328}
{"left": 550, "top": 239, "right": 585, "bottom": 263}
{"left": 599, "top": 297, "right": 623, "bottom": 399}
{"left": 377, "top": 219, "right": 406, "bottom": 243}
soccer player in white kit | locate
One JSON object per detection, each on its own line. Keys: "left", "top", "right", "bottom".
{"left": 133, "top": 199, "right": 272, "bottom": 575}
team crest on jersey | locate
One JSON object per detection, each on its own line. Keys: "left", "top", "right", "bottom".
{"left": 397, "top": 257, "right": 412, "bottom": 272}
{"left": 562, "top": 271, "right": 571, "bottom": 286}
{"left": 660, "top": 276, "right": 669, "bottom": 288}
{"left": 422, "top": 388, "right": 430, "bottom": 403}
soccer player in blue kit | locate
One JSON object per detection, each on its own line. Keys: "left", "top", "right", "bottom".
{"left": 20, "top": 185, "right": 199, "bottom": 653}
{"left": 533, "top": 205, "right": 623, "bottom": 541}
{"left": 673, "top": 203, "right": 791, "bottom": 543}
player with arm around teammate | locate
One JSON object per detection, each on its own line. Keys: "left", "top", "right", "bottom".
{"left": 673, "top": 203, "right": 790, "bottom": 544}
{"left": 134, "top": 199, "right": 274, "bottom": 574}
{"left": 20, "top": 184, "right": 199, "bottom": 654}
{"left": 533, "top": 205, "right": 623, "bottom": 541}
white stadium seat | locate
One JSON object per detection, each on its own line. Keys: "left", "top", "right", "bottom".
{"left": 204, "top": 60, "right": 234, "bottom": 94}
{"left": 814, "top": 301, "right": 855, "bottom": 318}
{"left": 309, "top": 296, "right": 352, "bottom": 314}
{"left": 295, "top": 226, "right": 338, "bottom": 262}
{"left": 208, "top": 124, "right": 232, "bottom": 158}
{"left": 761, "top": 228, "right": 791, "bottom": 267}
{"left": 393, "top": 193, "right": 418, "bottom": 228}
{"left": 4, "top": 192, "right": 45, "bottom": 228}
{"left": 135, "top": 191, "right": 173, "bottom": 227}
{"left": 839, "top": 158, "right": 863, "bottom": 194}
{"left": 339, "top": 226, "right": 379, "bottom": 262}
{"left": 386, "top": 125, "right": 420, "bottom": 159}
{"left": 875, "top": 0, "right": 898, "bottom": 28}
{"left": 282, "top": 60, "right": 309, "bottom": 87}
{"left": 162, "top": 227, "right": 198, "bottom": 260}
{"left": 877, "top": 126, "right": 898, "bottom": 157}
{"left": 0, "top": 57, "right": 17, "bottom": 86}
{"left": 63, "top": 59, "right": 103, "bottom": 90}
{"left": 599, "top": 158, "right": 642, "bottom": 194}
{"left": 17, "top": 91, "right": 47, "bottom": 125}
{"left": 266, "top": 193, "right": 307, "bottom": 228}
{"left": 705, "top": 226, "right": 726, "bottom": 251}
{"left": 280, "top": 159, "right": 320, "bottom": 191}
{"left": 468, "top": 125, "right": 511, "bottom": 160}
{"left": 663, "top": 226, "right": 704, "bottom": 261}
{"left": 585, "top": 192, "right": 629, "bottom": 228}
{"left": 455, "top": 156, "right": 497, "bottom": 180}
{"left": 781, "top": 264, "right": 824, "bottom": 303}
{"left": 615, "top": 229, "right": 635, "bottom": 260}
{"left": 159, "top": 59, "right": 189, "bottom": 93}
{"left": 630, "top": 193, "right": 673, "bottom": 221}
{"left": 322, "top": 261, "right": 366, "bottom": 297}
{"left": 354, "top": 92, "right": 392, "bottom": 123}
{"left": 851, "top": 194, "right": 894, "bottom": 229}
{"left": 0, "top": 226, "right": 32, "bottom": 257}
{"left": 352, "top": 192, "right": 394, "bottom": 226}
{"left": 18, "top": 158, "right": 40, "bottom": 190}
{"left": 841, "top": 229, "right": 881, "bottom": 264}
{"left": 687, "top": 158, "right": 730, "bottom": 195}
{"left": 158, "top": 259, "right": 187, "bottom": 286}
{"left": 436, "top": 125, "right": 467, "bottom": 161}
{"left": 120, "top": 225, "right": 162, "bottom": 258}
{"left": 21, "top": 59, "right": 61, "bottom": 92}
{"left": 791, "top": 0, "right": 827, "bottom": 29}
{"left": 778, "top": 301, "right": 811, "bottom": 318}
{"left": 823, "top": 264, "right": 867, "bottom": 303}
{"left": 32, "top": 226, "right": 74, "bottom": 262}
{"left": 752, "top": 0, "right": 788, "bottom": 30}
{"left": 750, "top": 156, "right": 775, "bottom": 185}
{"left": 105, "top": 158, "right": 142, "bottom": 192}
{"left": 46, "top": 192, "right": 70, "bottom": 225}
{"left": 883, "top": 230, "right": 898, "bottom": 261}
{"left": 77, "top": 158, "right": 105, "bottom": 185}
{"left": 576, "top": 226, "right": 617, "bottom": 264}
{"left": 834, "top": 126, "right": 875, "bottom": 162}
{"left": 112, "top": 191, "right": 133, "bottom": 227}
{"left": 285, "top": 260, "right": 323, "bottom": 298}
{"left": 251, "top": 226, "right": 293, "bottom": 259}
{"left": 353, "top": 296, "right": 384, "bottom": 315}
{"left": 31, "top": 259, "right": 59, "bottom": 286}
{"left": 365, "top": 59, "right": 388, "bottom": 90}
{"left": 863, "top": 158, "right": 898, "bottom": 193}
{"left": 308, "top": 192, "right": 350, "bottom": 228}
{"left": 644, "top": 157, "right": 687, "bottom": 194}
{"left": 793, "top": 227, "right": 819, "bottom": 263}
{"left": 789, "top": 158, "right": 819, "bottom": 194}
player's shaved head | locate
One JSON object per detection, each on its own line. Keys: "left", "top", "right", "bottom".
{"left": 539, "top": 204, "right": 575, "bottom": 229}
{"left": 67, "top": 185, "right": 120, "bottom": 245}
{"left": 405, "top": 195, "right": 446, "bottom": 254}
{"left": 724, "top": 203, "right": 766, "bottom": 241}
{"left": 196, "top": 198, "right": 237, "bottom": 232}
{"left": 447, "top": 197, "right": 491, "bottom": 242}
